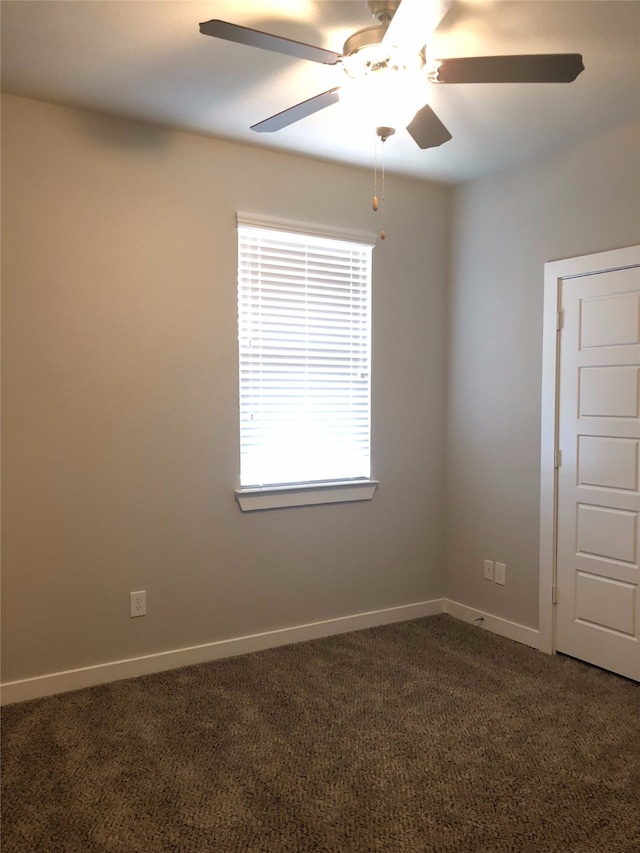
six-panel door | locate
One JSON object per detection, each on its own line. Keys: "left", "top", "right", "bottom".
{"left": 556, "top": 266, "right": 640, "bottom": 680}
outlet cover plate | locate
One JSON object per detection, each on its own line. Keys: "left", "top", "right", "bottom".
{"left": 130, "top": 590, "right": 146, "bottom": 617}
{"left": 495, "top": 563, "right": 506, "bottom": 586}
{"left": 483, "top": 559, "right": 494, "bottom": 581}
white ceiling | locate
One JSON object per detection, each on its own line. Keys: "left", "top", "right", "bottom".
{"left": 2, "top": 0, "right": 639, "bottom": 184}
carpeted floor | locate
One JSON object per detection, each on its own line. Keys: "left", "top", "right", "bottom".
{"left": 2, "top": 614, "right": 639, "bottom": 852}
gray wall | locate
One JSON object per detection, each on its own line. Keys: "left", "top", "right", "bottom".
{"left": 445, "top": 120, "right": 640, "bottom": 628}
{"left": 1, "top": 95, "right": 450, "bottom": 682}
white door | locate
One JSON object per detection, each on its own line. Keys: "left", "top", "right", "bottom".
{"left": 555, "top": 263, "right": 640, "bottom": 680}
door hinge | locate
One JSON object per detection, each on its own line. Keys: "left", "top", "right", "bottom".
{"left": 556, "top": 310, "right": 564, "bottom": 331}
{"left": 554, "top": 449, "right": 562, "bottom": 468}
{"left": 552, "top": 585, "right": 558, "bottom": 606}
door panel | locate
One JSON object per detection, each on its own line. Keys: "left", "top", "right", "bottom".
{"left": 577, "top": 504, "right": 637, "bottom": 563}
{"left": 579, "top": 366, "right": 639, "bottom": 417}
{"left": 575, "top": 572, "right": 636, "bottom": 635}
{"left": 556, "top": 265, "right": 640, "bottom": 680}
{"left": 581, "top": 292, "right": 640, "bottom": 348}
{"left": 578, "top": 436, "right": 638, "bottom": 490}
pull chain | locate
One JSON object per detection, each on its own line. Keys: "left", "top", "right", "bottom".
{"left": 380, "top": 141, "right": 386, "bottom": 240}
{"left": 372, "top": 138, "right": 379, "bottom": 212}
{"left": 372, "top": 132, "right": 388, "bottom": 240}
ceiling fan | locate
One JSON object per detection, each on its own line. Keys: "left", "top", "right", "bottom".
{"left": 199, "top": 0, "right": 584, "bottom": 149}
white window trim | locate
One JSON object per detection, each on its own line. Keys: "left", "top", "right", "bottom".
{"left": 236, "top": 480, "right": 379, "bottom": 512}
{"left": 236, "top": 212, "right": 377, "bottom": 248}
{"left": 235, "top": 213, "right": 378, "bottom": 510}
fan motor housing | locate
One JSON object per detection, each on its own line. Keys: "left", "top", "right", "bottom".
{"left": 344, "top": 0, "right": 403, "bottom": 56}
{"left": 342, "top": 24, "right": 386, "bottom": 58}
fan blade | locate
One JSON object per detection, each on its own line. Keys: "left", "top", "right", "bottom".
{"left": 251, "top": 88, "right": 341, "bottom": 132}
{"left": 432, "top": 54, "right": 585, "bottom": 84}
{"left": 406, "top": 104, "right": 452, "bottom": 149}
{"left": 383, "top": 0, "right": 452, "bottom": 53}
{"left": 199, "top": 19, "right": 342, "bottom": 65}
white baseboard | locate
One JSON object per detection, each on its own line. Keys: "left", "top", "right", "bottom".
{"left": 444, "top": 599, "right": 539, "bottom": 649}
{"left": 1, "top": 598, "right": 444, "bottom": 705}
{"left": 1, "top": 599, "right": 540, "bottom": 705}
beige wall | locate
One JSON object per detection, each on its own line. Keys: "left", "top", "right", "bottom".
{"left": 5, "top": 93, "right": 637, "bottom": 686}
{"left": 1, "top": 94, "right": 450, "bottom": 682}
{"left": 445, "top": 120, "right": 640, "bottom": 628}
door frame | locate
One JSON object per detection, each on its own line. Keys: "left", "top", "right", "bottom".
{"left": 539, "top": 244, "right": 640, "bottom": 655}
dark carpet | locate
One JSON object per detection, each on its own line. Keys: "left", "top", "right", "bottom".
{"left": 2, "top": 614, "right": 639, "bottom": 852}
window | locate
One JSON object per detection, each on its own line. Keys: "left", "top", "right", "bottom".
{"left": 236, "top": 216, "right": 377, "bottom": 510}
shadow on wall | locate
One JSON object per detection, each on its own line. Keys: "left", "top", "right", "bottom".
{"left": 73, "top": 108, "right": 172, "bottom": 151}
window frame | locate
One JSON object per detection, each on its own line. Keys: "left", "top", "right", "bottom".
{"left": 235, "top": 213, "right": 379, "bottom": 511}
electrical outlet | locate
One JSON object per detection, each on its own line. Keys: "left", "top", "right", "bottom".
{"left": 495, "top": 563, "right": 506, "bottom": 586}
{"left": 130, "top": 590, "right": 146, "bottom": 617}
{"left": 483, "top": 559, "right": 494, "bottom": 581}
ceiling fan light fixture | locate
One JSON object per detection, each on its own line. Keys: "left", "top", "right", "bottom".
{"left": 200, "top": 0, "right": 584, "bottom": 149}
{"left": 341, "top": 64, "right": 427, "bottom": 134}
{"left": 342, "top": 36, "right": 424, "bottom": 80}
{"left": 340, "top": 31, "right": 427, "bottom": 133}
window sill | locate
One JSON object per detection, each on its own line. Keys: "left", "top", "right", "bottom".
{"left": 235, "top": 480, "right": 379, "bottom": 512}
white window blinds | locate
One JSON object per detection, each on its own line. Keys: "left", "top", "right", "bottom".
{"left": 237, "top": 222, "right": 373, "bottom": 488}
